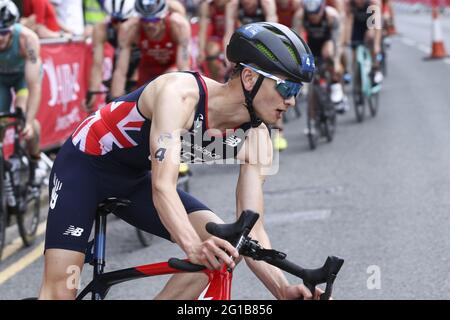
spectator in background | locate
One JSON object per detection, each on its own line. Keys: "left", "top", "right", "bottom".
{"left": 23, "top": 0, "right": 67, "bottom": 38}
{"left": 50, "top": 0, "right": 85, "bottom": 36}
{"left": 83, "top": 0, "right": 107, "bottom": 37}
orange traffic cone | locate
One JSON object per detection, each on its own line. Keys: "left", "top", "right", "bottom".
{"left": 429, "top": 6, "right": 448, "bottom": 59}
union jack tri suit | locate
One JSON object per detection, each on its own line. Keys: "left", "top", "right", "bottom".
{"left": 44, "top": 72, "right": 252, "bottom": 254}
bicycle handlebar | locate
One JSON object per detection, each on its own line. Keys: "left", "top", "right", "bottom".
{"left": 0, "top": 108, "right": 26, "bottom": 131}
{"left": 168, "top": 210, "right": 344, "bottom": 299}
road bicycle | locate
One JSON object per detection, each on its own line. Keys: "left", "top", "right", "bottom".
{"left": 306, "top": 60, "right": 337, "bottom": 150}
{"left": 0, "top": 108, "right": 45, "bottom": 259}
{"left": 352, "top": 42, "right": 382, "bottom": 122}
{"left": 75, "top": 197, "right": 344, "bottom": 300}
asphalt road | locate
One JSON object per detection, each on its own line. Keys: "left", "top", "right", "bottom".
{"left": 1, "top": 11, "right": 450, "bottom": 300}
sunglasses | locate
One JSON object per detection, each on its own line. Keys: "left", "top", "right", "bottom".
{"left": 140, "top": 16, "right": 163, "bottom": 23}
{"left": 0, "top": 28, "right": 12, "bottom": 36}
{"left": 240, "top": 63, "right": 303, "bottom": 99}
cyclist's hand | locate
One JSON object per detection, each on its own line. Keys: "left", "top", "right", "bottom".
{"left": 22, "top": 122, "right": 34, "bottom": 140}
{"left": 187, "top": 236, "right": 239, "bottom": 270}
{"left": 282, "top": 284, "right": 329, "bottom": 300}
{"left": 83, "top": 91, "right": 96, "bottom": 113}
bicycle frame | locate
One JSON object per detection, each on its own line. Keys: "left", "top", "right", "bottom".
{"left": 78, "top": 199, "right": 344, "bottom": 300}
{"left": 355, "top": 45, "right": 382, "bottom": 97}
{"left": 77, "top": 199, "right": 232, "bottom": 300}
{"left": 77, "top": 261, "right": 232, "bottom": 300}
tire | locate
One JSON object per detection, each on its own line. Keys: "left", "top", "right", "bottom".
{"left": 0, "top": 192, "right": 6, "bottom": 260}
{"left": 306, "top": 97, "right": 318, "bottom": 150}
{"left": 0, "top": 158, "right": 7, "bottom": 260}
{"left": 16, "top": 151, "right": 40, "bottom": 247}
{"left": 17, "top": 183, "right": 40, "bottom": 247}
{"left": 324, "top": 103, "right": 337, "bottom": 143}
{"left": 368, "top": 91, "right": 380, "bottom": 117}
{"left": 136, "top": 229, "right": 154, "bottom": 247}
{"left": 353, "top": 62, "right": 365, "bottom": 123}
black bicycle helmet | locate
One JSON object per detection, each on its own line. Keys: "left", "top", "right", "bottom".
{"left": 0, "top": 0, "right": 19, "bottom": 30}
{"left": 135, "top": 0, "right": 167, "bottom": 19}
{"left": 226, "top": 22, "right": 315, "bottom": 127}
{"left": 227, "top": 22, "right": 315, "bottom": 83}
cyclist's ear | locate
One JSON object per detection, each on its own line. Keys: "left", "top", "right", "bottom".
{"left": 241, "top": 68, "right": 259, "bottom": 90}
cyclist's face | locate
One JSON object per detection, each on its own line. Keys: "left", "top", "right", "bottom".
{"left": 141, "top": 19, "right": 165, "bottom": 36}
{"left": 253, "top": 76, "right": 297, "bottom": 124}
{"left": 307, "top": 7, "right": 325, "bottom": 23}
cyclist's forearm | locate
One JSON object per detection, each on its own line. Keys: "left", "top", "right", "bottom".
{"left": 26, "top": 83, "right": 41, "bottom": 122}
{"left": 152, "top": 187, "right": 202, "bottom": 253}
{"left": 244, "top": 227, "right": 290, "bottom": 300}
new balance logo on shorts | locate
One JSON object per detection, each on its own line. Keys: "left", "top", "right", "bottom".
{"left": 50, "top": 175, "right": 63, "bottom": 210}
{"left": 63, "top": 226, "right": 84, "bottom": 237}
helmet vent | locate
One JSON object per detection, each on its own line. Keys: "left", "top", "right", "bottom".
{"left": 285, "top": 44, "right": 300, "bottom": 64}
{"left": 255, "top": 42, "right": 278, "bottom": 61}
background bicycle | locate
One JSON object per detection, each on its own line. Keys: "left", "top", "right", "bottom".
{"left": 0, "top": 108, "right": 49, "bottom": 259}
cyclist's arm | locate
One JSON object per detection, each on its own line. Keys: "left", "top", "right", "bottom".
{"left": 344, "top": 0, "right": 353, "bottom": 45}
{"left": 261, "top": 0, "right": 278, "bottom": 22}
{"left": 147, "top": 80, "right": 197, "bottom": 251}
{"left": 146, "top": 75, "right": 238, "bottom": 269}
{"left": 223, "top": 0, "right": 238, "bottom": 64}
{"left": 169, "top": 0, "right": 187, "bottom": 15}
{"left": 88, "top": 22, "right": 107, "bottom": 92}
{"left": 292, "top": 7, "right": 304, "bottom": 38}
{"left": 327, "top": 7, "right": 343, "bottom": 66}
{"left": 235, "top": 124, "right": 294, "bottom": 299}
{"left": 290, "top": 0, "right": 303, "bottom": 31}
{"left": 21, "top": 28, "right": 42, "bottom": 124}
{"left": 171, "top": 13, "right": 191, "bottom": 71}
{"left": 198, "top": 1, "right": 209, "bottom": 62}
{"left": 370, "top": 0, "right": 382, "bottom": 54}
{"left": 110, "top": 19, "right": 139, "bottom": 98}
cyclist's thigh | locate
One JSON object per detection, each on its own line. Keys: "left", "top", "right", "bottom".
{"left": 0, "top": 80, "right": 13, "bottom": 112}
{"left": 114, "top": 172, "right": 212, "bottom": 241}
{"left": 13, "top": 73, "right": 28, "bottom": 109}
{"left": 45, "top": 140, "right": 101, "bottom": 254}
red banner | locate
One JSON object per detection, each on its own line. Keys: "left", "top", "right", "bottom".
{"left": 35, "top": 40, "right": 114, "bottom": 150}
{"left": 38, "top": 41, "right": 89, "bottom": 150}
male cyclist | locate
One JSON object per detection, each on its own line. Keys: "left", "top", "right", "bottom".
{"left": 86, "top": 0, "right": 138, "bottom": 112}
{"left": 110, "top": 0, "right": 190, "bottom": 99}
{"left": 38, "top": 22, "right": 325, "bottom": 300}
{"left": 345, "top": 0, "right": 383, "bottom": 85}
{"left": 0, "top": 1, "right": 44, "bottom": 184}
{"left": 297, "top": 0, "right": 347, "bottom": 113}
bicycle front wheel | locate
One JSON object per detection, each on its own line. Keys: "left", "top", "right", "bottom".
{"left": 368, "top": 91, "right": 380, "bottom": 117}
{"left": 353, "top": 62, "right": 365, "bottom": 123}
{"left": 17, "top": 184, "right": 41, "bottom": 247}
{"left": 0, "top": 199, "right": 6, "bottom": 260}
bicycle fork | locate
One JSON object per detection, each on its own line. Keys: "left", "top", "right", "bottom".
{"left": 91, "top": 210, "right": 107, "bottom": 300}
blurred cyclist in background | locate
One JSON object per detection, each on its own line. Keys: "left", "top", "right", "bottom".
{"left": 110, "top": 0, "right": 190, "bottom": 99}
{"left": 85, "top": 0, "right": 139, "bottom": 112}
{"left": 298, "top": 0, "right": 347, "bottom": 113}
{"left": 0, "top": 1, "right": 46, "bottom": 183}
{"left": 345, "top": 0, "right": 383, "bottom": 85}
